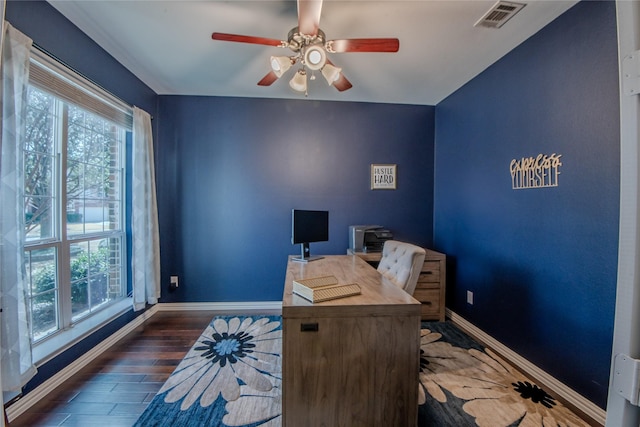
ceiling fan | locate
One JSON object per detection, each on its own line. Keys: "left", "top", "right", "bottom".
{"left": 211, "top": 0, "right": 399, "bottom": 95}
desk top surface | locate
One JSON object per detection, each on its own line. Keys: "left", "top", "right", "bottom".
{"left": 282, "top": 255, "right": 421, "bottom": 318}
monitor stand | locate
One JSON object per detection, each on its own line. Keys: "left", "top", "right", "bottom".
{"left": 292, "top": 243, "right": 324, "bottom": 263}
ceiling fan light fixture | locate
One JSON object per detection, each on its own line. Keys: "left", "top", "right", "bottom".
{"left": 270, "top": 56, "right": 294, "bottom": 78}
{"left": 303, "top": 45, "right": 326, "bottom": 71}
{"left": 289, "top": 69, "right": 308, "bottom": 93}
{"left": 321, "top": 63, "right": 342, "bottom": 85}
{"left": 211, "top": 3, "right": 397, "bottom": 93}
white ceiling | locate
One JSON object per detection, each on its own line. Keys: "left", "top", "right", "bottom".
{"left": 48, "top": 0, "right": 577, "bottom": 106}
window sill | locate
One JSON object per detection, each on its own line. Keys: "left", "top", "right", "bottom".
{"left": 32, "top": 298, "right": 133, "bottom": 366}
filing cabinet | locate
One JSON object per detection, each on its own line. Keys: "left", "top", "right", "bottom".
{"left": 413, "top": 249, "right": 446, "bottom": 321}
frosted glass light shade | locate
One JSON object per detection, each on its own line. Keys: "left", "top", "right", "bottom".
{"left": 270, "top": 56, "right": 293, "bottom": 78}
{"left": 289, "top": 70, "right": 307, "bottom": 93}
{"left": 321, "top": 63, "right": 342, "bottom": 85}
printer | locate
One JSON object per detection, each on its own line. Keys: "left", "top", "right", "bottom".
{"left": 349, "top": 225, "right": 394, "bottom": 253}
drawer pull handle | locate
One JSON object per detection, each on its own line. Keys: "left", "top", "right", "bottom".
{"left": 424, "top": 301, "right": 432, "bottom": 306}
{"left": 301, "top": 323, "right": 319, "bottom": 332}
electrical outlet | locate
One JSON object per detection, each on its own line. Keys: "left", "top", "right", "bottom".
{"left": 170, "top": 276, "right": 179, "bottom": 288}
{"left": 467, "top": 290, "right": 474, "bottom": 305}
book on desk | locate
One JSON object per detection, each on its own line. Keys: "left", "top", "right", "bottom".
{"left": 292, "top": 275, "right": 361, "bottom": 303}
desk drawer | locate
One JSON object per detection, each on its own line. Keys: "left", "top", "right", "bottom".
{"left": 413, "top": 289, "right": 440, "bottom": 317}
{"left": 415, "top": 281, "right": 440, "bottom": 290}
{"left": 418, "top": 261, "right": 441, "bottom": 283}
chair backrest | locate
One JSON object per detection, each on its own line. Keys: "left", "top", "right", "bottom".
{"left": 377, "top": 240, "right": 426, "bottom": 295}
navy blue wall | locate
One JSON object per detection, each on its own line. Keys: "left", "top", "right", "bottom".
{"left": 157, "top": 96, "right": 435, "bottom": 302}
{"left": 433, "top": 1, "right": 619, "bottom": 408}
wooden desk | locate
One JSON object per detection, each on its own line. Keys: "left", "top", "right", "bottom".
{"left": 282, "top": 255, "right": 421, "bottom": 427}
{"left": 349, "top": 248, "right": 447, "bottom": 321}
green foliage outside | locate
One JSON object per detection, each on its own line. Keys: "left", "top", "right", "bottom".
{"left": 31, "top": 246, "right": 110, "bottom": 337}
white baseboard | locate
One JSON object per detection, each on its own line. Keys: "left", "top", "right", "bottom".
{"left": 446, "top": 309, "right": 606, "bottom": 426}
{"left": 156, "top": 301, "right": 282, "bottom": 313}
{"left": 6, "top": 301, "right": 282, "bottom": 422}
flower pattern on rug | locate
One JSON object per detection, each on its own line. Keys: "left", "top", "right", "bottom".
{"left": 419, "top": 328, "right": 589, "bottom": 427}
{"left": 223, "top": 378, "right": 282, "bottom": 427}
{"left": 158, "top": 316, "right": 282, "bottom": 411}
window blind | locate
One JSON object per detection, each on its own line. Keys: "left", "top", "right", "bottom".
{"left": 28, "top": 48, "right": 133, "bottom": 129}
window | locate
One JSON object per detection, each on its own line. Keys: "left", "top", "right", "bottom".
{"left": 22, "top": 52, "right": 130, "bottom": 345}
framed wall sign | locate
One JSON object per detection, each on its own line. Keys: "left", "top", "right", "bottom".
{"left": 371, "top": 164, "right": 397, "bottom": 190}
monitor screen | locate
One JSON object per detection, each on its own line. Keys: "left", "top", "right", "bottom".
{"left": 291, "top": 209, "right": 328, "bottom": 262}
{"left": 292, "top": 209, "right": 329, "bottom": 244}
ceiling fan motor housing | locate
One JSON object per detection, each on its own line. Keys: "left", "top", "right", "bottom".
{"left": 287, "top": 27, "right": 326, "bottom": 51}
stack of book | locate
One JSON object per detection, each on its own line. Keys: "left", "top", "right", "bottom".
{"left": 292, "top": 275, "right": 361, "bottom": 303}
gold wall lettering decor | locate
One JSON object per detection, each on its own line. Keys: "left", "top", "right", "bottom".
{"left": 510, "top": 153, "right": 562, "bottom": 190}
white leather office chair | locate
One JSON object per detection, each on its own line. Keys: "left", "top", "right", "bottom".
{"left": 377, "top": 240, "right": 426, "bottom": 295}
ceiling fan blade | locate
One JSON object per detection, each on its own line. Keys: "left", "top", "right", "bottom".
{"left": 333, "top": 73, "right": 353, "bottom": 92}
{"left": 212, "top": 32, "right": 286, "bottom": 48}
{"left": 327, "top": 38, "right": 400, "bottom": 53}
{"left": 297, "top": 0, "right": 323, "bottom": 36}
{"left": 257, "top": 71, "right": 279, "bottom": 86}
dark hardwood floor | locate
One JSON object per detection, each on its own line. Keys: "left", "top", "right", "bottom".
{"left": 9, "top": 311, "right": 218, "bottom": 427}
{"left": 8, "top": 310, "right": 600, "bottom": 427}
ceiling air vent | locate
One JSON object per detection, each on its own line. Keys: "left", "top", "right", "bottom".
{"left": 474, "top": 1, "right": 526, "bottom": 29}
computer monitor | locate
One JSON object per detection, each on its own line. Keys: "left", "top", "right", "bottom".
{"left": 291, "top": 209, "right": 329, "bottom": 262}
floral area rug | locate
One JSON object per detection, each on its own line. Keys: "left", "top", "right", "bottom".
{"left": 419, "top": 321, "right": 590, "bottom": 427}
{"left": 135, "top": 316, "right": 589, "bottom": 427}
{"left": 133, "top": 315, "right": 282, "bottom": 427}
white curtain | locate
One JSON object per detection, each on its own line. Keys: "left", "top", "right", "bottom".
{"left": 0, "top": 22, "right": 37, "bottom": 393}
{"left": 132, "top": 107, "right": 160, "bottom": 311}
